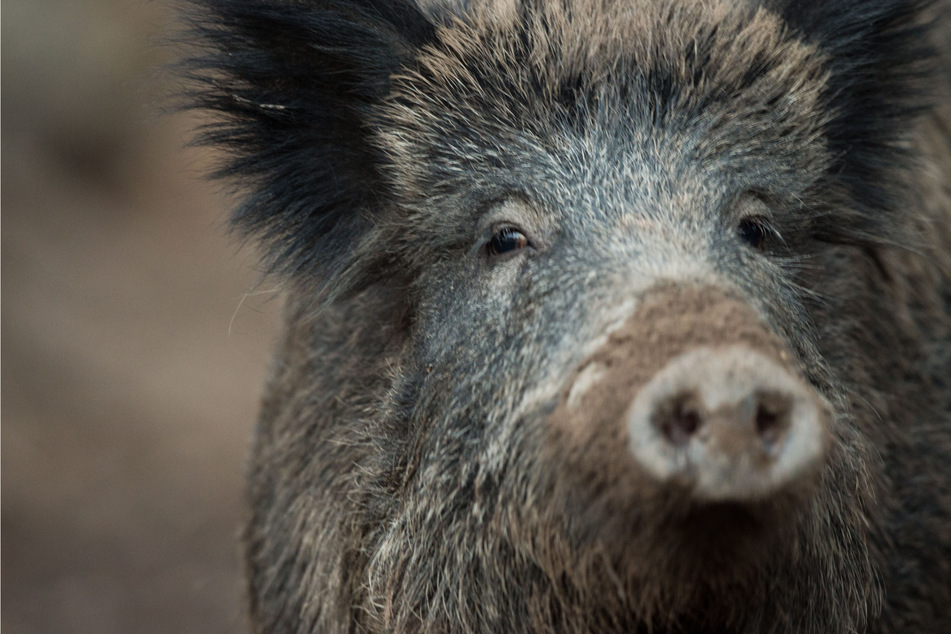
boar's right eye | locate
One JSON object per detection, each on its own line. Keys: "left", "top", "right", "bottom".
{"left": 487, "top": 227, "right": 530, "bottom": 256}
{"left": 737, "top": 218, "right": 769, "bottom": 251}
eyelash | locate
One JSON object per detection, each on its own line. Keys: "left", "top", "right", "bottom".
{"left": 487, "top": 227, "right": 530, "bottom": 256}
{"left": 737, "top": 217, "right": 770, "bottom": 250}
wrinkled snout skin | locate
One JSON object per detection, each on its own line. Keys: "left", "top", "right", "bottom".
{"left": 181, "top": 0, "right": 951, "bottom": 632}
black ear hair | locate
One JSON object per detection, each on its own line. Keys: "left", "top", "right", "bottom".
{"left": 771, "top": 0, "right": 942, "bottom": 241}
{"left": 180, "top": 0, "right": 437, "bottom": 280}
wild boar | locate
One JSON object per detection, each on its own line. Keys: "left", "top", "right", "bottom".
{"left": 181, "top": 0, "right": 951, "bottom": 631}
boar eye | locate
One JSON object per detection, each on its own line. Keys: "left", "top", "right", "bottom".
{"left": 487, "top": 227, "right": 530, "bottom": 256}
{"left": 737, "top": 218, "right": 768, "bottom": 250}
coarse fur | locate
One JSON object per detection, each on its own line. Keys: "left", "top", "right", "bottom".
{"left": 179, "top": 1, "right": 951, "bottom": 632}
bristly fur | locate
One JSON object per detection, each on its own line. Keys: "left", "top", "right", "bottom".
{"left": 769, "top": 0, "right": 942, "bottom": 245}
{"left": 177, "top": 1, "right": 951, "bottom": 633}
{"left": 180, "top": 0, "right": 939, "bottom": 291}
{"left": 178, "top": 0, "right": 438, "bottom": 286}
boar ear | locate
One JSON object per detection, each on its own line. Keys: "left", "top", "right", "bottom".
{"left": 771, "top": 0, "right": 941, "bottom": 239}
{"left": 181, "top": 0, "right": 437, "bottom": 281}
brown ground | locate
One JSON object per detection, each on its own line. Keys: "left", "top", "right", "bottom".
{"left": 2, "top": 2, "right": 281, "bottom": 631}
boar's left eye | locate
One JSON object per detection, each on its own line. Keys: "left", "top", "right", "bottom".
{"left": 737, "top": 218, "right": 769, "bottom": 250}
{"left": 488, "top": 227, "right": 530, "bottom": 256}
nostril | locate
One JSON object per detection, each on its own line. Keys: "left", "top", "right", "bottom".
{"left": 755, "top": 405, "right": 778, "bottom": 434}
{"left": 754, "top": 394, "right": 791, "bottom": 451}
{"left": 659, "top": 397, "right": 703, "bottom": 446}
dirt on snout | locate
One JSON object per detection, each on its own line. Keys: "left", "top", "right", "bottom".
{"left": 551, "top": 286, "right": 793, "bottom": 446}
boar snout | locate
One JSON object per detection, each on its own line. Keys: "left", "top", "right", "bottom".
{"left": 555, "top": 286, "right": 831, "bottom": 509}
{"left": 627, "top": 345, "right": 829, "bottom": 502}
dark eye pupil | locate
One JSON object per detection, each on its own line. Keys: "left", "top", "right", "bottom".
{"left": 488, "top": 228, "right": 528, "bottom": 255}
{"left": 738, "top": 219, "right": 766, "bottom": 249}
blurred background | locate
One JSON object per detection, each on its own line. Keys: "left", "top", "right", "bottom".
{"left": 2, "top": 1, "right": 282, "bottom": 631}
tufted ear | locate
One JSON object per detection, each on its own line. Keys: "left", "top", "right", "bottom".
{"left": 180, "top": 0, "right": 437, "bottom": 283}
{"left": 768, "top": 0, "right": 943, "bottom": 242}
